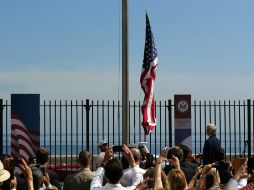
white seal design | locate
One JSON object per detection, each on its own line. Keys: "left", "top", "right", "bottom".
{"left": 177, "top": 100, "right": 189, "bottom": 113}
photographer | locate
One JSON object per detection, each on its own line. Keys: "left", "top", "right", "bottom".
{"left": 0, "top": 156, "right": 34, "bottom": 190}
{"left": 34, "top": 148, "right": 61, "bottom": 190}
{"left": 137, "top": 142, "right": 154, "bottom": 169}
{"left": 164, "top": 146, "right": 196, "bottom": 184}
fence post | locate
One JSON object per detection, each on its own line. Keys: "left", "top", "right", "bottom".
{"left": 0, "top": 99, "right": 3, "bottom": 155}
{"left": 247, "top": 99, "right": 251, "bottom": 158}
{"left": 85, "top": 99, "right": 90, "bottom": 151}
{"left": 168, "top": 99, "right": 172, "bottom": 147}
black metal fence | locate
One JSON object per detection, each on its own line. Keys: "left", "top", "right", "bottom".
{"left": 0, "top": 99, "right": 253, "bottom": 167}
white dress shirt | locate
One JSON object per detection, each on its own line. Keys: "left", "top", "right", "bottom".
{"left": 90, "top": 167, "right": 139, "bottom": 190}
{"left": 96, "top": 152, "right": 105, "bottom": 168}
{"left": 225, "top": 178, "right": 248, "bottom": 190}
{"left": 121, "top": 166, "right": 145, "bottom": 187}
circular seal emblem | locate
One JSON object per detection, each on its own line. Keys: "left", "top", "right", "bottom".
{"left": 177, "top": 100, "right": 189, "bottom": 113}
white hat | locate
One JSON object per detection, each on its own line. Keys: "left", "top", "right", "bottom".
{"left": 97, "top": 139, "right": 107, "bottom": 147}
{"left": 138, "top": 142, "right": 147, "bottom": 147}
{"left": 138, "top": 142, "right": 149, "bottom": 153}
{"left": 0, "top": 160, "right": 10, "bottom": 182}
{"left": 127, "top": 144, "right": 138, "bottom": 148}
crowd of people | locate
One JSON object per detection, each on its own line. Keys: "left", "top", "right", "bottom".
{"left": 0, "top": 123, "right": 253, "bottom": 190}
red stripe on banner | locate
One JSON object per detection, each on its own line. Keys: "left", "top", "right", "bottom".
{"left": 11, "top": 124, "right": 39, "bottom": 145}
{"left": 12, "top": 131, "right": 39, "bottom": 150}
{"left": 11, "top": 134, "right": 17, "bottom": 139}
{"left": 11, "top": 119, "right": 39, "bottom": 160}
{"left": 11, "top": 118, "right": 40, "bottom": 136}
{"left": 11, "top": 142, "right": 19, "bottom": 152}
{"left": 15, "top": 135, "right": 36, "bottom": 151}
{"left": 12, "top": 124, "right": 30, "bottom": 136}
{"left": 19, "top": 144, "right": 34, "bottom": 158}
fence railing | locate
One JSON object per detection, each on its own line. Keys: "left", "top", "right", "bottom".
{"left": 0, "top": 99, "right": 253, "bottom": 168}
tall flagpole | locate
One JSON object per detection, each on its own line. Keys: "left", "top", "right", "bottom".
{"left": 122, "top": 0, "right": 129, "bottom": 145}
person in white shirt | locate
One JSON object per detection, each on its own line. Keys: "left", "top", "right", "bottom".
{"left": 90, "top": 145, "right": 142, "bottom": 190}
{"left": 121, "top": 148, "right": 145, "bottom": 187}
{"left": 225, "top": 158, "right": 248, "bottom": 190}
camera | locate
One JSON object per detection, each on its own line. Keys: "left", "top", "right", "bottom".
{"left": 147, "top": 178, "right": 155, "bottom": 188}
{"left": 9, "top": 159, "right": 22, "bottom": 168}
{"left": 167, "top": 148, "right": 172, "bottom": 159}
{"left": 39, "top": 165, "right": 46, "bottom": 175}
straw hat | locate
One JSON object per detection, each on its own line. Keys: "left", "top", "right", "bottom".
{"left": 0, "top": 160, "right": 10, "bottom": 182}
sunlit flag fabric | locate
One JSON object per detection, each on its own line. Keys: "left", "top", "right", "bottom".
{"left": 140, "top": 13, "right": 158, "bottom": 135}
{"left": 11, "top": 94, "right": 40, "bottom": 161}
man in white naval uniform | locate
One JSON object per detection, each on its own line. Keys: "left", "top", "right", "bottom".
{"left": 95, "top": 139, "right": 108, "bottom": 169}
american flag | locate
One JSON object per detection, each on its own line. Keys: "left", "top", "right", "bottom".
{"left": 11, "top": 94, "right": 40, "bottom": 162}
{"left": 140, "top": 13, "right": 158, "bottom": 135}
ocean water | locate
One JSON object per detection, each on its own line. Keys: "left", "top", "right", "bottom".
{"left": 3, "top": 132, "right": 250, "bottom": 156}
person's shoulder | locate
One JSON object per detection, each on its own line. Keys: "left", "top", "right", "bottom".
{"left": 64, "top": 172, "right": 76, "bottom": 182}
{"left": 79, "top": 169, "right": 95, "bottom": 177}
{"left": 47, "top": 169, "right": 58, "bottom": 176}
{"left": 136, "top": 167, "right": 146, "bottom": 174}
{"left": 123, "top": 167, "right": 131, "bottom": 174}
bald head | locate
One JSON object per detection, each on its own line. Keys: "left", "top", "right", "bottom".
{"left": 131, "top": 148, "right": 141, "bottom": 164}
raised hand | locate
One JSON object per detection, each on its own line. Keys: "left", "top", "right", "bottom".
{"left": 122, "top": 144, "right": 136, "bottom": 167}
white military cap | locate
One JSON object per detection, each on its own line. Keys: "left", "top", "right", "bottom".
{"left": 137, "top": 142, "right": 147, "bottom": 147}
{"left": 127, "top": 144, "right": 138, "bottom": 148}
{"left": 97, "top": 139, "right": 107, "bottom": 147}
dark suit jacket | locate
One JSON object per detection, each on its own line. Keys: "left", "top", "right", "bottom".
{"left": 203, "top": 134, "right": 221, "bottom": 165}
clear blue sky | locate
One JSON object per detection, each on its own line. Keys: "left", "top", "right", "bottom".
{"left": 1, "top": 0, "right": 254, "bottom": 101}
